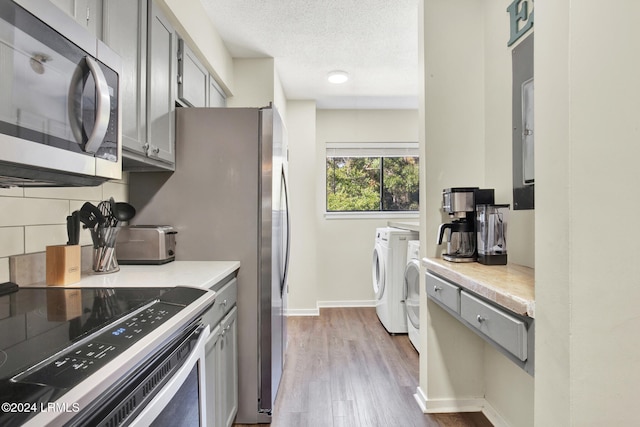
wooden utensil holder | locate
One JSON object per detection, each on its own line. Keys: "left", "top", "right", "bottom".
{"left": 46, "top": 245, "right": 81, "bottom": 285}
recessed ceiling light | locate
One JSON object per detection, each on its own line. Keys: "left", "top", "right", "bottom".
{"left": 327, "top": 70, "right": 349, "bottom": 84}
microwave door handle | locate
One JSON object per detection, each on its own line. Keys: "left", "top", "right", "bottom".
{"left": 67, "top": 57, "right": 111, "bottom": 154}
{"left": 84, "top": 57, "right": 110, "bottom": 154}
{"left": 68, "top": 60, "right": 85, "bottom": 146}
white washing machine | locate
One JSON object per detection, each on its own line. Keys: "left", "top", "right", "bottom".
{"left": 372, "top": 227, "right": 418, "bottom": 333}
{"left": 404, "top": 240, "right": 421, "bottom": 352}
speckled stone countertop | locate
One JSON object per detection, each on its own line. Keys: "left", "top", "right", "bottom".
{"left": 423, "top": 257, "right": 535, "bottom": 318}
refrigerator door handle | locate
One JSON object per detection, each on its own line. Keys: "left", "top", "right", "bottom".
{"left": 281, "top": 166, "right": 291, "bottom": 295}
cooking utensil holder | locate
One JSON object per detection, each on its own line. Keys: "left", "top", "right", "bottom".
{"left": 90, "top": 225, "right": 121, "bottom": 274}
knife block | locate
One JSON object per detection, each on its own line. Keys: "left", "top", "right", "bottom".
{"left": 46, "top": 245, "right": 81, "bottom": 285}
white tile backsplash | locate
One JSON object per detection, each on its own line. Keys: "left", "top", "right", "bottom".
{"left": 0, "top": 227, "right": 23, "bottom": 257}
{"left": 0, "top": 258, "right": 9, "bottom": 283}
{"left": 102, "top": 179, "right": 129, "bottom": 202}
{"left": 0, "top": 176, "right": 129, "bottom": 272}
{"left": 0, "top": 198, "right": 69, "bottom": 226}
{"left": 24, "top": 225, "right": 69, "bottom": 254}
{"left": 24, "top": 186, "right": 103, "bottom": 201}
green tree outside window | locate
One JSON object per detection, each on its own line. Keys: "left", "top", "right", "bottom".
{"left": 326, "top": 156, "right": 419, "bottom": 212}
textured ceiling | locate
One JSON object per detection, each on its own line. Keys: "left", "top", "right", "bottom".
{"left": 201, "top": 0, "right": 419, "bottom": 109}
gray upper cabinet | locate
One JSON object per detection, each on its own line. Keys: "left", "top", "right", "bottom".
{"left": 178, "top": 40, "right": 208, "bottom": 108}
{"left": 49, "top": 0, "right": 103, "bottom": 38}
{"left": 102, "top": 0, "right": 148, "bottom": 160}
{"left": 146, "top": 0, "right": 177, "bottom": 168}
{"left": 209, "top": 75, "right": 226, "bottom": 108}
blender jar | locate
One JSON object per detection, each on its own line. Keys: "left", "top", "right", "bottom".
{"left": 476, "top": 204, "right": 509, "bottom": 265}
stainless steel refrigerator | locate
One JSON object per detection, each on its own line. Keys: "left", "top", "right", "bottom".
{"left": 128, "top": 106, "right": 290, "bottom": 424}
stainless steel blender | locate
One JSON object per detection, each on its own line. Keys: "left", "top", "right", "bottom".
{"left": 437, "top": 187, "right": 494, "bottom": 262}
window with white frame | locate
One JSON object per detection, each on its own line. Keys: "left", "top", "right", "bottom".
{"left": 325, "top": 142, "right": 419, "bottom": 213}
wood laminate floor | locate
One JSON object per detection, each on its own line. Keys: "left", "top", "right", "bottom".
{"left": 235, "top": 307, "right": 493, "bottom": 427}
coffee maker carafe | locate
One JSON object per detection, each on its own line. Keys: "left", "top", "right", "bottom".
{"left": 437, "top": 187, "right": 494, "bottom": 262}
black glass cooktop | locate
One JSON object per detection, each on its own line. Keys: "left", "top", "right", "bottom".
{"left": 0, "top": 287, "right": 172, "bottom": 382}
{"left": 0, "top": 286, "right": 208, "bottom": 426}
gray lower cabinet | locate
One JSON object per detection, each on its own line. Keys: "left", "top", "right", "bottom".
{"left": 218, "top": 307, "right": 238, "bottom": 427}
{"left": 425, "top": 272, "right": 460, "bottom": 313}
{"left": 146, "top": 0, "right": 176, "bottom": 168}
{"left": 426, "top": 271, "right": 534, "bottom": 375}
{"left": 204, "top": 278, "right": 239, "bottom": 427}
{"left": 102, "top": 0, "right": 148, "bottom": 163}
{"left": 460, "top": 291, "right": 528, "bottom": 362}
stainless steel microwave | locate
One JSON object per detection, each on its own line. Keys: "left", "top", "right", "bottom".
{"left": 0, "top": 0, "right": 121, "bottom": 187}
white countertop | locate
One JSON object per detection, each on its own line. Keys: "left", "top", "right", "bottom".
{"left": 21, "top": 261, "right": 240, "bottom": 290}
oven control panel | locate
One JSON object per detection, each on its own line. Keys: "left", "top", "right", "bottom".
{"left": 17, "top": 303, "right": 183, "bottom": 389}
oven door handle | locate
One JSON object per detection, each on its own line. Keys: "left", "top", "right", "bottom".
{"left": 68, "top": 56, "right": 111, "bottom": 154}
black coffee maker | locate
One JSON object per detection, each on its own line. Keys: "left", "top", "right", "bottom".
{"left": 437, "top": 187, "right": 494, "bottom": 262}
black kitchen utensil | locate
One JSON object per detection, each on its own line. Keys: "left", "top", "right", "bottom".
{"left": 97, "top": 200, "right": 113, "bottom": 226}
{"left": 79, "top": 202, "right": 104, "bottom": 229}
{"left": 66, "top": 211, "right": 80, "bottom": 245}
{"left": 112, "top": 201, "right": 136, "bottom": 223}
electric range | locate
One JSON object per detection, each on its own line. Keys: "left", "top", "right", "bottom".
{"left": 0, "top": 285, "right": 215, "bottom": 426}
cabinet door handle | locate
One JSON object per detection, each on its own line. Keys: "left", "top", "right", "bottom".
{"left": 476, "top": 315, "right": 486, "bottom": 323}
{"left": 434, "top": 286, "right": 442, "bottom": 292}
{"left": 221, "top": 299, "right": 227, "bottom": 308}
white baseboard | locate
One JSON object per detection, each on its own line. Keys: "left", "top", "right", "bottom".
{"left": 285, "top": 308, "right": 319, "bottom": 316}
{"left": 414, "top": 387, "right": 509, "bottom": 427}
{"left": 479, "top": 402, "right": 509, "bottom": 427}
{"left": 286, "top": 300, "right": 376, "bottom": 317}
{"left": 414, "top": 387, "right": 485, "bottom": 413}
{"left": 317, "top": 300, "right": 376, "bottom": 308}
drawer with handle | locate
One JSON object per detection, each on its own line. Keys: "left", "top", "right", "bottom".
{"left": 203, "top": 277, "right": 237, "bottom": 328}
{"left": 426, "top": 272, "right": 461, "bottom": 314}
{"left": 460, "top": 290, "right": 528, "bottom": 361}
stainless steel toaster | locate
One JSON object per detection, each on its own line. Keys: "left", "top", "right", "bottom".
{"left": 116, "top": 225, "right": 177, "bottom": 264}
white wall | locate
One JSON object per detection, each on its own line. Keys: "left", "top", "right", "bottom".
{"left": 535, "top": 0, "right": 640, "bottom": 425}
{"left": 312, "top": 109, "right": 419, "bottom": 307}
{"left": 285, "top": 107, "right": 420, "bottom": 313}
{"left": 421, "top": 0, "right": 489, "bottom": 411}
{"left": 226, "top": 58, "right": 287, "bottom": 122}
{"left": 420, "top": 0, "right": 534, "bottom": 425}
{"left": 423, "top": 0, "right": 640, "bottom": 425}
{"left": 286, "top": 101, "right": 319, "bottom": 312}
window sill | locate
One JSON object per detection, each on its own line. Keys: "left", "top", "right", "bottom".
{"left": 324, "top": 211, "right": 419, "bottom": 220}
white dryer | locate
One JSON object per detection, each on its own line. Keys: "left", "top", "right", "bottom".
{"left": 404, "top": 240, "right": 421, "bottom": 352}
{"left": 372, "top": 227, "right": 419, "bottom": 333}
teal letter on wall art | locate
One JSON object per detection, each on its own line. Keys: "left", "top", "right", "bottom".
{"left": 507, "top": 0, "right": 534, "bottom": 46}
